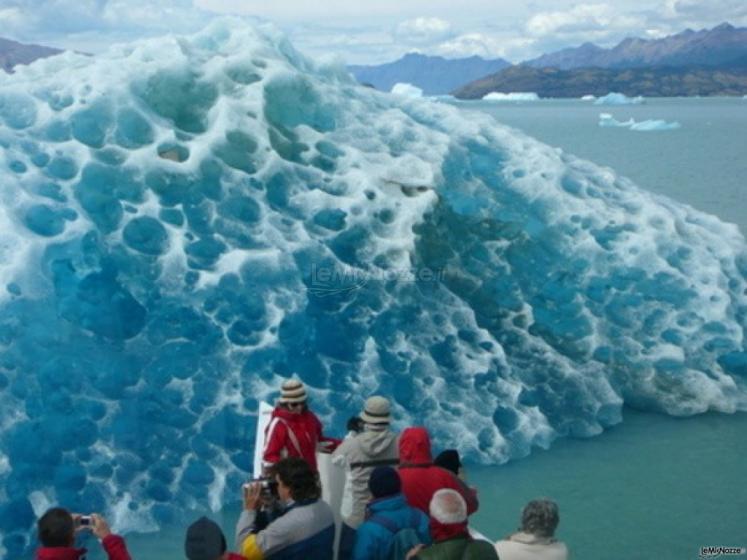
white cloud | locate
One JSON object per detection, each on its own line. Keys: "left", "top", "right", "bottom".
{"left": 395, "top": 17, "right": 453, "bottom": 43}
{"left": 433, "top": 33, "right": 533, "bottom": 59}
{"left": 660, "top": 0, "right": 747, "bottom": 25}
{"left": 0, "top": 7, "right": 26, "bottom": 29}
{"left": 526, "top": 4, "right": 645, "bottom": 38}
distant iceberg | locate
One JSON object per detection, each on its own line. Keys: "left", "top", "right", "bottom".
{"left": 581, "top": 94, "right": 596, "bottom": 101}
{"left": 598, "top": 113, "right": 634, "bottom": 128}
{"left": 483, "top": 92, "right": 540, "bottom": 102}
{"left": 595, "top": 92, "right": 644, "bottom": 105}
{"left": 630, "top": 119, "right": 681, "bottom": 131}
{"left": 599, "top": 113, "right": 680, "bottom": 131}
{"left": 391, "top": 82, "right": 423, "bottom": 98}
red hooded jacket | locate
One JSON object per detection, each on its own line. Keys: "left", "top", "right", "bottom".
{"left": 36, "top": 534, "right": 131, "bottom": 560}
{"left": 262, "top": 406, "right": 340, "bottom": 471}
{"left": 398, "top": 427, "right": 479, "bottom": 516}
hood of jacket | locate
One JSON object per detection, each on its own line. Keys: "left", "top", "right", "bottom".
{"left": 430, "top": 517, "right": 470, "bottom": 543}
{"left": 367, "top": 493, "right": 408, "bottom": 514}
{"left": 358, "top": 428, "right": 398, "bottom": 456}
{"left": 399, "top": 426, "right": 432, "bottom": 465}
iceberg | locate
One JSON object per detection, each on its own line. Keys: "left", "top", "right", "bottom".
{"left": 391, "top": 82, "right": 423, "bottom": 98}
{"left": 595, "top": 92, "right": 645, "bottom": 105}
{"left": 581, "top": 95, "right": 597, "bottom": 101}
{"left": 0, "top": 19, "right": 744, "bottom": 555}
{"left": 599, "top": 113, "right": 681, "bottom": 131}
{"left": 483, "top": 92, "right": 540, "bottom": 102}
{"left": 630, "top": 119, "right": 681, "bottom": 131}
{"left": 598, "top": 113, "right": 635, "bottom": 128}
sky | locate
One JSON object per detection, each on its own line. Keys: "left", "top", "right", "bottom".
{"left": 0, "top": 0, "right": 745, "bottom": 64}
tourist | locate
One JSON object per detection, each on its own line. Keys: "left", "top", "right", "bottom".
{"left": 353, "top": 466, "right": 430, "bottom": 560}
{"left": 236, "top": 457, "right": 335, "bottom": 559}
{"left": 262, "top": 378, "right": 340, "bottom": 473}
{"left": 35, "top": 508, "right": 131, "bottom": 560}
{"left": 333, "top": 396, "right": 400, "bottom": 559}
{"left": 185, "top": 516, "right": 246, "bottom": 560}
{"left": 407, "top": 489, "right": 497, "bottom": 560}
{"left": 494, "top": 499, "right": 568, "bottom": 560}
{"left": 398, "top": 427, "right": 478, "bottom": 515}
{"left": 433, "top": 450, "right": 464, "bottom": 480}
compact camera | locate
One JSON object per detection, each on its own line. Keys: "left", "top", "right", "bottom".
{"left": 78, "top": 516, "right": 93, "bottom": 527}
{"left": 243, "top": 478, "right": 279, "bottom": 498}
{"left": 243, "top": 478, "right": 278, "bottom": 491}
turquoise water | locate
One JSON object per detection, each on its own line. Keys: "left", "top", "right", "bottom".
{"left": 453, "top": 97, "right": 747, "bottom": 235}
{"left": 469, "top": 409, "right": 747, "bottom": 560}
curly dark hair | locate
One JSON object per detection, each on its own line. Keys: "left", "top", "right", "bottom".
{"left": 520, "top": 498, "right": 560, "bottom": 538}
{"left": 271, "top": 457, "right": 321, "bottom": 502}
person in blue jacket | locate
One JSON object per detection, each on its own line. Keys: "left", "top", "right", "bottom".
{"left": 353, "top": 466, "right": 431, "bottom": 560}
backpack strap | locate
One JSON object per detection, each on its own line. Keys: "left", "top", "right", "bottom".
{"left": 349, "top": 457, "right": 399, "bottom": 469}
{"left": 368, "top": 514, "right": 400, "bottom": 533}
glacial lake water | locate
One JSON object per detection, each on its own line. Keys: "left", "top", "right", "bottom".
{"left": 71, "top": 97, "right": 747, "bottom": 560}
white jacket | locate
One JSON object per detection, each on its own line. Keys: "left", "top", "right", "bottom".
{"left": 495, "top": 532, "right": 568, "bottom": 560}
{"left": 331, "top": 427, "right": 399, "bottom": 528}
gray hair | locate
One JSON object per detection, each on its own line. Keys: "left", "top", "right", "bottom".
{"left": 429, "top": 489, "right": 468, "bottom": 524}
{"left": 520, "top": 498, "right": 559, "bottom": 538}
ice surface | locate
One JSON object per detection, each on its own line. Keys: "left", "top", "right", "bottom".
{"left": 391, "top": 83, "right": 423, "bottom": 98}
{"left": 483, "top": 92, "right": 540, "bottom": 102}
{"left": 0, "top": 19, "right": 745, "bottom": 555}
{"left": 599, "top": 113, "right": 681, "bottom": 131}
{"left": 595, "top": 92, "right": 645, "bottom": 105}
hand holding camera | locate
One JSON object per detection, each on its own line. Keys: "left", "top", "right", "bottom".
{"left": 243, "top": 478, "right": 279, "bottom": 511}
{"left": 243, "top": 481, "right": 264, "bottom": 511}
{"left": 73, "top": 513, "right": 111, "bottom": 539}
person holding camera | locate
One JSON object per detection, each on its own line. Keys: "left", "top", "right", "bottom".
{"left": 236, "top": 457, "right": 335, "bottom": 560}
{"left": 262, "top": 378, "right": 340, "bottom": 473}
{"left": 35, "top": 508, "right": 131, "bottom": 560}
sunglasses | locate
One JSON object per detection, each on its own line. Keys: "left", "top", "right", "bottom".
{"left": 286, "top": 402, "right": 304, "bottom": 408}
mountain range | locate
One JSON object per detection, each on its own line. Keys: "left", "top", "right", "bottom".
{"left": 0, "top": 37, "right": 62, "bottom": 73}
{"left": 351, "top": 22, "right": 746, "bottom": 97}
{"left": 524, "top": 23, "right": 747, "bottom": 70}
{"left": 348, "top": 53, "right": 511, "bottom": 95}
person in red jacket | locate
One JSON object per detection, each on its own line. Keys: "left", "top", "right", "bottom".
{"left": 398, "top": 427, "right": 479, "bottom": 516}
{"left": 185, "top": 516, "right": 246, "bottom": 560}
{"left": 35, "top": 507, "right": 131, "bottom": 560}
{"left": 262, "top": 378, "right": 340, "bottom": 472}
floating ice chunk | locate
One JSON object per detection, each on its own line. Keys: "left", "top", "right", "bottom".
{"left": 483, "top": 92, "right": 540, "bottom": 102}
{"left": 630, "top": 119, "right": 681, "bottom": 131}
{"left": 581, "top": 94, "right": 596, "bottom": 101}
{"left": 598, "top": 113, "right": 634, "bottom": 128}
{"left": 390, "top": 82, "right": 423, "bottom": 98}
{"left": 594, "top": 92, "right": 644, "bottom": 105}
{"left": 598, "top": 113, "right": 681, "bottom": 131}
